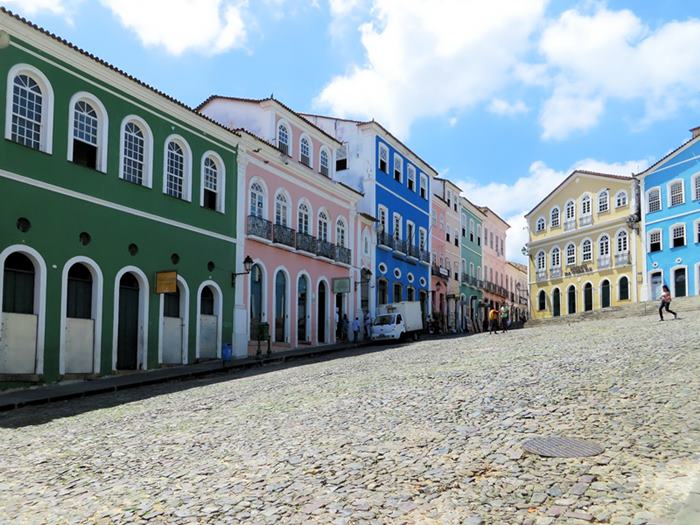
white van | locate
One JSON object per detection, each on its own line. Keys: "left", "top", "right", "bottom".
{"left": 371, "top": 301, "right": 423, "bottom": 341}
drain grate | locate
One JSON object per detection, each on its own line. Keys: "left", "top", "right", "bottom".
{"left": 522, "top": 436, "right": 604, "bottom": 458}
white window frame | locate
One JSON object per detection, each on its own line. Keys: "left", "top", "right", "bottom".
{"left": 406, "top": 220, "right": 416, "bottom": 247}
{"left": 393, "top": 153, "right": 403, "bottom": 183}
{"left": 695, "top": 219, "right": 700, "bottom": 244}
{"left": 319, "top": 146, "right": 330, "bottom": 177}
{"left": 648, "top": 228, "right": 662, "bottom": 252}
{"left": 318, "top": 209, "right": 330, "bottom": 242}
{"left": 118, "top": 115, "right": 153, "bottom": 188}
{"left": 615, "top": 190, "right": 628, "bottom": 208}
{"left": 581, "top": 238, "right": 592, "bottom": 262}
{"left": 5, "top": 63, "right": 55, "bottom": 154}
{"left": 551, "top": 246, "right": 561, "bottom": 268}
{"left": 616, "top": 230, "right": 628, "bottom": 253}
{"left": 249, "top": 178, "right": 267, "bottom": 219}
{"left": 336, "top": 217, "right": 347, "bottom": 247}
{"left": 693, "top": 173, "right": 700, "bottom": 201}
{"left": 565, "top": 200, "right": 575, "bottom": 220}
{"left": 420, "top": 174, "right": 428, "bottom": 199}
{"left": 670, "top": 223, "right": 686, "bottom": 248}
{"left": 67, "top": 91, "right": 109, "bottom": 173}
{"left": 297, "top": 200, "right": 312, "bottom": 235}
{"left": 419, "top": 227, "right": 427, "bottom": 250}
{"left": 667, "top": 179, "right": 685, "bottom": 207}
{"left": 597, "top": 190, "right": 609, "bottom": 213}
{"left": 392, "top": 212, "right": 403, "bottom": 241}
{"left": 378, "top": 205, "right": 388, "bottom": 233}
{"left": 299, "top": 133, "right": 312, "bottom": 168}
{"left": 407, "top": 165, "right": 416, "bottom": 191}
{"left": 598, "top": 234, "right": 610, "bottom": 256}
{"left": 274, "top": 190, "right": 292, "bottom": 227}
{"left": 277, "top": 120, "right": 291, "bottom": 155}
{"left": 581, "top": 194, "right": 592, "bottom": 216}
{"left": 378, "top": 143, "right": 389, "bottom": 173}
{"left": 550, "top": 207, "right": 560, "bottom": 228}
{"left": 566, "top": 243, "right": 576, "bottom": 266}
{"left": 536, "top": 217, "right": 546, "bottom": 232}
{"left": 162, "top": 135, "right": 192, "bottom": 201}
{"left": 646, "top": 187, "right": 661, "bottom": 213}
{"left": 200, "top": 151, "right": 225, "bottom": 213}
{"left": 536, "top": 251, "right": 545, "bottom": 271}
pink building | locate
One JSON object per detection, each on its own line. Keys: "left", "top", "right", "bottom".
{"left": 198, "top": 97, "right": 363, "bottom": 354}
{"left": 479, "top": 207, "right": 511, "bottom": 311}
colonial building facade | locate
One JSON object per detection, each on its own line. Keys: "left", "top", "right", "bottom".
{"left": 0, "top": 9, "right": 240, "bottom": 382}
{"left": 639, "top": 128, "right": 700, "bottom": 301}
{"left": 459, "top": 197, "right": 484, "bottom": 331}
{"left": 526, "top": 170, "right": 643, "bottom": 320}
{"left": 480, "top": 207, "right": 510, "bottom": 314}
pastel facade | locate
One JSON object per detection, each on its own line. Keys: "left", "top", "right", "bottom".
{"left": 459, "top": 197, "right": 484, "bottom": 330}
{"left": 639, "top": 128, "right": 700, "bottom": 301}
{"left": 431, "top": 178, "right": 462, "bottom": 332}
{"left": 526, "top": 170, "right": 643, "bottom": 320}
{"left": 505, "top": 261, "right": 528, "bottom": 321}
{"left": 302, "top": 115, "right": 436, "bottom": 324}
{"left": 0, "top": 9, "right": 239, "bottom": 382}
{"left": 198, "top": 97, "right": 363, "bottom": 352}
{"left": 480, "top": 207, "right": 511, "bottom": 313}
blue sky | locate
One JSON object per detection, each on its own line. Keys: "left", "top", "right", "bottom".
{"left": 5, "top": 0, "right": 700, "bottom": 260}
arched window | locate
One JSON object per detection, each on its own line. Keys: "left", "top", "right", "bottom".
{"left": 70, "top": 97, "right": 107, "bottom": 171}
{"left": 565, "top": 200, "right": 575, "bottom": 220}
{"left": 300, "top": 136, "right": 311, "bottom": 167}
{"left": 566, "top": 243, "right": 576, "bottom": 266}
{"left": 615, "top": 191, "right": 628, "bottom": 208}
{"left": 616, "top": 230, "right": 628, "bottom": 253}
{"left": 2, "top": 252, "right": 36, "bottom": 314}
{"left": 599, "top": 234, "right": 610, "bottom": 256}
{"left": 582, "top": 239, "right": 592, "bottom": 261}
{"left": 202, "top": 155, "right": 220, "bottom": 211}
{"left": 318, "top": 210, "right": 329, "bottom": 241}
{"left": 336, "top": 218, "right": 346, "bottom": 247}
{"left": 647, "top": 188, "right": 661, "bottom": 212}
{"left": 165, "top": 140, "right": 186, "bottom": 199}
{"left": 536, "top": 250, "right": 545, "bottom": 271}
{"left": 538, "top": 290, "right": 546, "bottom": 311}
{"left": 297, "top": 202, "right": 310, "bottom": 234}
{"left": 275, "top": 192, "right": 289, "bottom": 226}
{"left": 121, "top": 120, "right": 146, "bottom": 185}
{"left": 551, "top": 247, "right": 560, "bottom": 268}
{"left": 536, "top": 217, "right": 546, "bottom": 232}
{"left": 320, "top": 148, "right": 330, "bottom": 176}
{"left": 9, "top": 74, "right": 43, "bottom": 150}
{"left": 581, "top": 194, "right": 592, "bottom": 215}
{"left": 249, "top": 182, "right": 265, "bottom": 218}
{"left": 277, "top": 123, "right": 290, "bottom": 155}
{"left": 550, "top": 207, "right": 560, "bottom": 228}
{"left": 598, "top": 190, "right": 609, "bottom": 213}
{"left": 619, "top": 276, "right": 630, "bottom": 301}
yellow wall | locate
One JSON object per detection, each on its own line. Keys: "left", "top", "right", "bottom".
{"left": 526, "top": 172, "right": 644, "bottom": 319}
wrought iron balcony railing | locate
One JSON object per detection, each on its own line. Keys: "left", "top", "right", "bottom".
{"left": 419, "top": 249, "right": 430, "bottom": 263}
{"left": 407, "top": 244, "right": 420, "bottom": 258}
{"left": 273, "top": 223, "right": 296, "bottom": 248}
{"left": 335, "top": 245, "right": 351, "bottom": 265}
{"left": 317, "top": 239, "right": 336, "bottom": 260}
{"left": 295, "top": 232, "right": 316, "bottom": 253}
{"left": 247, "top": 215, "right": 272, "bottom": 240}
{"left": 377, "top": 230, "right": 392, "bottom": 248}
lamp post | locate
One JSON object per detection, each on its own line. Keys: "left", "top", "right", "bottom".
{"left": 231, "top": 255, "right": 254, "bottom": 286}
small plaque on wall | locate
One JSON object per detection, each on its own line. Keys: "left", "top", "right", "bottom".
{"left": 155, "top": 271, "right": 178, "bottom": 294}
{"left": 332, "top": 277, "right": 351, "bottom": 294}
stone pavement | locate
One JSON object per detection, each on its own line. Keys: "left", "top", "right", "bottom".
{"left": 0, "top": 314, "right": 698, "bottom": 524}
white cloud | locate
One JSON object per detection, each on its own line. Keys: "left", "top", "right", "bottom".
{"left": 329, "top": 0, "right": 365, "bottom": 16}
{"left": 488, "top": 98, "right": 529, "bottom": 116}
{"left": 3, "top": 0, "right": 66, "bottom": 16}
{"left": 316, "top": 0, "right": 547, "bottom": 138}
{"left": 100, "top": 0, "right": 248, "bottom": 55}
{"left": 453, "top": 157, "right": 650, "bottom": 263}
{"left": 537, "top": 7, "right": 700, "bottom": 139}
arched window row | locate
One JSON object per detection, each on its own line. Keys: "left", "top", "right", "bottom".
{"left": 276, "top": 120, "right": 334, "bottom": 177}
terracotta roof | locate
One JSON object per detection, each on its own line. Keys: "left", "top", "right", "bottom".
{"left": 0, "top": 7, "right": 240, "bottom": 140}
{"left": 197, "top": 95, "right": 342, "bottom": 146}
{"left": 476, "top": 206, "right": 511, "bottom": 229}
{"left": 524, "top": 169, "right": 633, "bottom": 218}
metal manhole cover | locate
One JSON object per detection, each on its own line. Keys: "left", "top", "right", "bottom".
{"left": 522, "top": 436, "right": 604, "bottom": 458}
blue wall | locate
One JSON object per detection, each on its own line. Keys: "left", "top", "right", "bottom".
{"left": 643, "top": 138, "right": 700, "bottom": 299}
{"left": 373, "top": 136, "right": 431, "bottom": 304}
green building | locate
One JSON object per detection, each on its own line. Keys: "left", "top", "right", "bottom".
{"left": 0, "top": 8, "right": 241, "bottom": 385}
{"left": 459, "top": 196, "right": 484, "bottom": 331}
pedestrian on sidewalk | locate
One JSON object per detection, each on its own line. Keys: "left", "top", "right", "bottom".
{"left": 499, "top": 304, "right": 510, "bottom": 333}
{"left": 488, "top": 307, "right": 499, "bottom": 334}
{"left": 352, "top": 316, "right": 360, "bottom": 343}
{"left": 658, "top": 285, "right": 678, "bottom": 321}
{"left": 342, "top": 314, "right": 350, "bottom": 341}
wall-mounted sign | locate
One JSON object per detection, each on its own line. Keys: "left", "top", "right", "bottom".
{"left": 332, "top": 277, "right": 351, "bottom": 294}
{"left": 155, "top": 271, "right": 178, "bottom": 294}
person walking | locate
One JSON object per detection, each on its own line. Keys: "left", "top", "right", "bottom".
{"left": 342, "top": 314, "right": 350, "bottom": 341}
{"left": 499, "top": 304, "right": 510, "bottom": 333}
{"left": 352, "top": 316, "right": 360, "bottom": 343}
{"left": 488, "top": 307, "right": 499, "bottom": 334}
{"left": 658, "top": 285, "right": 678, "bottom": 321}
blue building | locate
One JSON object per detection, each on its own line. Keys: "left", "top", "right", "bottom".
{"left": 640, "top": 127, "right": 700, "bottom": 301}
{"left": 302, "top": 115, "right": 437, "bottom": 321}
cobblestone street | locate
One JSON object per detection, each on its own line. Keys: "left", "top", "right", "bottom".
{"left": 1, "top": 315, "right": 698, "bottom": 525}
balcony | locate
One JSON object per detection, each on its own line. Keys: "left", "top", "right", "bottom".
{"left": 377, "top": 230, "right": 392, "bottom": 248}
{"left": 419, "top": 249, "right": 430, "bottom": 264}
{"left": 407, "top": 244, "right": 420, "bottom": 259}
{"left": 536, "top": 270, "right": 548, "bottom": 282}
{"left": 550, "top": 267, "right": 562, "bottom": 279}
{"left": 393, "top": 238, "right": 407, "bottom": 254}
{"left": 335, "top": 245, "right": 351, "bottom": 265}
{"left": 431, "top": 265, "right": 450, "bottom": 279}
{"left": 598, "top": 255, "right": 611, "bottom": 269}
{"left": 317, "top": 239, "right": 336, "bottom": 260}
{"left": 295, "top": 232, "right": 316, "bottom": 253}
{"left": 564, "top": 219, "right": 576, "bottom": 231}
{"left": 247, "top": 215, "right": 272, "bottom": 241}
{"left": 579, "top": 215, "right": 593, "bottom": 227}
{"left": 461, "top": 272, "right": 469, "bottom": 283}
{"left": 272, "top": 223, "right": 296, "bottom": 249}
{"left": 615, "top": 252, "right": 630, "bottom": 266}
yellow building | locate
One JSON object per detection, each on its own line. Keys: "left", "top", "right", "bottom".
{"left": 525, "top": 170, "right": 643, "bottom": 319}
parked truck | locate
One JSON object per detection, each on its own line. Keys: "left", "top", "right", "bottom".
{"left": 371, "top": 301, "right": 424, "bottom": 341}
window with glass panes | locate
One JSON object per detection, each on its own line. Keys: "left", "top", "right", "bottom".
{"left": 336, "top": 220, "right": 346, "bottom": 246}
{"left": 551, "top": 207, "right": 560, "bottom": 227}
{"left": 649, "top": 230, "right": 661, "bottom": 252}
{"left": 599, "top": 235, "right": 610, "bottom": 256}
{"left": 123, "top": 122, "right": 144, "bottom": 184}
{"left": 320, "top": 149, "right": 329, "bottom": 176}
{"left": 250, "top": 183, "right": 264, "bottom": 217}
{"left": 277, "top": 124, "right": 289, "bottom": 155}
{"left": 379, "top": 145, "right": 388, "bottom": 172}
{"left": 598, "top": 191, "right": 609, "bottom": 212}
{"left": 536, "top": 251, "right": 545, "bottom": 270}
{"left": 203, "top": 157, "right": 218, "bottom": 210}
{"left": 275, "top": 194, "right": 288, "bottom": 226}
{"left": 394, "top": 154, "right": 402, "bottom": 182}
{"left": 582, "top": 195, "right": 591, "bottom": 215}
{"left": 11, "top": 74, "right": 43, "bottom": 150}
{"left": 648, "top": 188, "right": 661, "bottom": 212}
{"left": 300, "top": 137, "right": 311, "bottom": 166}
{"left": 615, "top": 191, "right": 627, "bottom": 207}
{"left": 297, "top": 203, "right": 310, "bottom": 234}
{"left": 166, "top": 141, "right": 185, "bottom": 198}
{"left": 565, "top": 200, "right": 575, "bottom": 220}
{"left": 566, "top": 243, "right": 575, "bottom": 265}
{"left": 393, "top": 213, "right": 401, "bottom": 240}
{"left": 695, "top": 175, "right": 700, "bottom": 200}
{"left": 551, "top": 247, "right": 560, "bottom": 267}
{"left": 670, "top": 181, "right": 684, "bottom": 206}
{"left": 617, "top": 231, "right": 628, "bottom": 252}
{"left": 582, "top": 240, "right": 592, "bottom": 261}
{"left": 407, "top": 165, "right": 416, "bottom": 191}
{"left": 672, "top": 224, "right": 685, "bottom": 247}
{"left": 318, "top": 212, "right": 328, "bottom": 241}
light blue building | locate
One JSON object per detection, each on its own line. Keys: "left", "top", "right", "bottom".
{"left": 302, "top": 115, "right": 437, "bottom": 321}
{"left": 640, "top": 127, "right": 700, "bottom": 300}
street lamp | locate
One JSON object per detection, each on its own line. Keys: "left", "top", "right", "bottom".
{"left": 231, "top": 255, "right": 254, "bottom": 285}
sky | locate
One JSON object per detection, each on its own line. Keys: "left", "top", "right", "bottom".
{"left": 5, "top": 0, "right": 700, "bottom": 262}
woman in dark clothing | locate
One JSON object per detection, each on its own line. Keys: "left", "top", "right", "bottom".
{"left": 658, "top": 285, "right": 678, "bottom": 321}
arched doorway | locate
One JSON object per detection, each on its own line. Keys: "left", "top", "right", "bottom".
{"left": 567, "top": 285, "right": 576, "bottom": 315}
{"left": 601, "top": 279, "right": 610, "bottom": 308}
{"left": 117, "top": 272, "right": 140, "bottom": 370}
{"left": 1, "top": 252, "right": 38, "bottom": 374}
{"left": 162, "top": 282, "right": 187, "bottom": 364}
{"left": 377, "top": 278, "right": 388, "bottom": 305}
{"left": 199, "top": 285, "right": 218, "bottom": 359}
{"left": 584, "top": 283, "right": 593, "bottom": 311}
{"left": 317, "top": 280, "right": 327, "bottom": 343}
{"left": 674, "top": 268, "right": 686, "bottom": 297}
{"left": 65, "top": 263, "right": 94, "bottom": 373}
{"left": 618, "top": 276, "right": 629, "bottom": 301}
{"left": 297, "top": 275, "right": 309, "bottom": 343}
{"left": 552, "top": 288, "right": 561, "bottom": 317}
{"left": 249, "top": 264, "right": 264, "bottom": 339}
{"left": 274, "top": 271, "right": 287, "bottom": 343}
